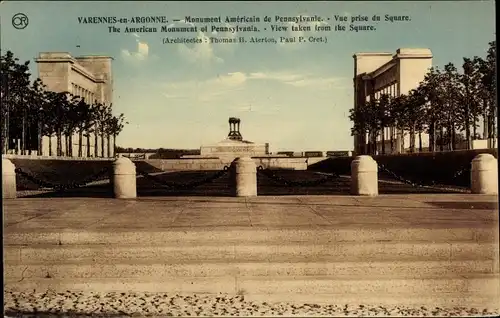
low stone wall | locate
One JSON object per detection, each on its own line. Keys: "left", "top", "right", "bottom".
{"left": 144, "top": 157, "right": 311, "bottom": 171}
{"left": 306, "top": 157, "right": 328, "bottom": 165}
{"left": 144, "top": 158, "right": 229, "bottom": 171}
{"left": 2, "top": 155, "right": 323, "bottom": 170}
{"left": 253, "top": 157, "right": 308, "bottom": 170}
{"left": 309, "top": 149, "right": 498, "bottom": 188}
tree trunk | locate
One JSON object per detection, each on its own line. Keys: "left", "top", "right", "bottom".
{"left": 94, "top": 129, "right": 99, "bottom": 157}
{"left": 381, "top": 127, "right": 385, "bottom": 155}
{"left": 65, "top": 134, "right": 68, "bottom": 156}
{"left": 483, "top": 105, "right": 488, "bottom": 141}
{"left": 400, "top": 129, "right": 405, "bottom": 153}
{"left": 453, "top": 125, "right": 457, "bottom": 151}
{"left": 465, "top": 106, "right": 471, "bottom": 150}
{"left": 363, "top": 133, "right": 370, "bottom": 155}
{"left": 21, "top": 116, "right": 26, "bottom": 155}
{"left": 56, "top": 130, "right": 62, "bottom": 156}
{"left": 1, "top": 118, "right": 6, "bottom": 154}
{"left": 366, "top": 132, "right": 371, "bottom": 155}
{"left": 410, "top": 124, "right": 416, "bottom": 153}
{"left": 432, "top": 122, "right": 437, "bottom": 152}
{"left": 63, "top": 135, "right": 66, "bottom": 156}
{"left": 439, "top": 127, "right": 444, "bottom": 151}
{"left": 418, "top": 131, "right": 422, "bottom": 152}
{"left": 101, "top": 129, "right": 105, "bottom": 158}
{"left": 38, "top": 130, "right": 43, "bottom": 155}
{"left": 390, "top": 127, "right": 394, "bottom": 154}
{"left": 429, "top": 122, "right": 434, "bottom": 152}
{"left": 488, "top": 113, "right": 495, "bottom": 147}
{"left": 113, "top": 134, "right": 117, "bottom": 157}
{"left": 449, "top": 124, "right": 454, "bottom": 151}
{"left": 78, "top": 129, "right": 83, "bottom": 157}
{"left": 107, "top": 134, "right": 111, "bottom": 158}
{"left": 473, "top": 115, "right": 478, "bottom": 139}
{"left": 49, "top": 135, "right": 53, "bottom": 156}
{"left": 86, "top": 133, "right": 91, "bottom": 157}
{"left": 491, "top": 109, "right": 497, "bottom": 147}
{"left": 69, "top": 132, "right": 73, "bottom": 157}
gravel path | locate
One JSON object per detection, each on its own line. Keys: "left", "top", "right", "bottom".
{"left": 4, "top": 291, "right": 499, "bottom": 317}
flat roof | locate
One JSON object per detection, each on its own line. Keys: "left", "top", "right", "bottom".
{"left": 37, "top": 52, "right": 113, "bottom": 60}
{"left": 353, "top": 52, "right": 392, "bottom": 57}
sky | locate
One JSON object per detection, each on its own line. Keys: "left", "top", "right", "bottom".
{"left": 0, "top": 1, "right": 496, "bottom": 152}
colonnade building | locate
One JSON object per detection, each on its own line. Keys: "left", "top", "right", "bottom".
{"left": 35, "top": 52, "right": 114, "bottom": 157}
{"left": 352, "top": 48, "right": 433, "bottom": 155}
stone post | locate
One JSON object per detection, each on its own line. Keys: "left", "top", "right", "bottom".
{"left": 113, "top": 157, "right": 137, "bottom": 199}
{"left": 231, "top": 157, "right": 257, "bottom": 197}
{"left": 471, "top": 153, "right": 498, "bottom": 194}
{"left": 351, "top": 155, "right": 378, "bottom": 196}
{"left": 2, "top": 159, "right": 17, "bottom": 199}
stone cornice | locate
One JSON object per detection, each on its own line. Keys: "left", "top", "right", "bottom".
{"left": 35, "top": 56, "right": 105, "bottom": 83}
{"left": 353, "top": 48, "right": 432, "bottom": 81}
{"left": 352, "top": 52, "right": 392, "bottom": 58}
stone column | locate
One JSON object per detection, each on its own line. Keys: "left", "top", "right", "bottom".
{"left": 351, "top": 155, "right": 378, "bottom": 196}
{"left": 2, "top": 159, "right": 17, "bottom": 199}
{"left": 231, "top": 157, "right": 257, "bottom": 197}
{"left": 113, "top": 157, "right": 137, "bottom": 199}
{"left": 471, "top": 153, "right": 498, "bottom": 194}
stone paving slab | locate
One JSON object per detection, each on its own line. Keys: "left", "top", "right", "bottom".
{"left": 3, "top": 194, "right": 499, "bottom": 315}
{"left": 3, "top": 194, "right": 498, "bottom": 232}
{"left": 5, "top": 242, "right": 496, "bottom": 264}
{"left": 4, "top": 260, "right": 496, "bottom": 279}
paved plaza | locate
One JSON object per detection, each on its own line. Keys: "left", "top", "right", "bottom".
{"left": 3, "top": 194, "right": 499, "bottom": 230}
{"left": 3, "top": 194, "right": 500, "bottom": 316}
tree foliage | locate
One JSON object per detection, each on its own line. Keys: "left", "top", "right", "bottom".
{"left": 1, "top": 50, "right": 128, "bottom": 156}
{"left": 350, "top": 41, "right": 496, "bottom": 155}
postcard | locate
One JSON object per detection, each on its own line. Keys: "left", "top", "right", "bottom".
{"left": 1, "top": 1, "right": 498, "bottom": 316}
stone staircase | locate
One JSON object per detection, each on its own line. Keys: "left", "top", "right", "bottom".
{"left": 4, "top": 226, "right": 499, "bottom": 308}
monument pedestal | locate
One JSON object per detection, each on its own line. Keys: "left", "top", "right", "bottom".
{"left": 178, "top": 117, "right": 306, "bottom": 170}
{"left": 183, "top": 117, "right": 270, "bottom": 160}
{"left": 201, "top": 139, "right": 269, "bottom": 157}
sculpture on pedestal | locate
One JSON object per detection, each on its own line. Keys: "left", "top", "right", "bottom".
{"left": 228, "top": 117, "right": 243, "bottom": 141}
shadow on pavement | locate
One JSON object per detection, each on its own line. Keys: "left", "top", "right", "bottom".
{"left": 17, "top": 170, "right": 466, "bottom": 198}
{"left": 426, "top": 201, "right": 498, "bottom": 210}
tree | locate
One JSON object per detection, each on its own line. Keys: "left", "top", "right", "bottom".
{"left": 40, "top": 91, "right": 57, "bottom": 156}
{"left": 477, "top": 41, "right": 496, "bottom": 146}
{"left": 48, "top": 91, "right": 71, "bottom": 156}
{"left": 404, "top": 88, "right": 426, "bottom": 153}
{"left": 106, "top": 113, "right": 128, "bottom": 157}
{"left": 377, "top": 94, "right": 391, "bottom": 155}
{"left": 365, "top": 98, "right": 380, "bottom": 155}
{"left": 441, "top": 63, "right": 462, "bottom": 151}
{"left": 459, "top": 58, "right": 481, "bottom": 149}
{"left": 418, "top": 67, "right": 446, "bottom": 152}
{"left": 349, "top": 98, "right": 378, "bottom": 155}
{"left": 92, "top": 103, "right": 112, "bottom": 157}
{"left": 1, "top": 50, "right": 131, "bottom": 158}
{"left": 349, "top": 103, "right": 369, "bottom": 155}
{"left": 28, "top": 78, "right": 48, "bottom": 155}
{"left": 389, "top": 94, "right": 409, "bottom": 152}
{"left": 1, "top": 51, "right": 32, "bottom": 154}
{"left": 73, "top": 99, "right": 93, "bottom": 157}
